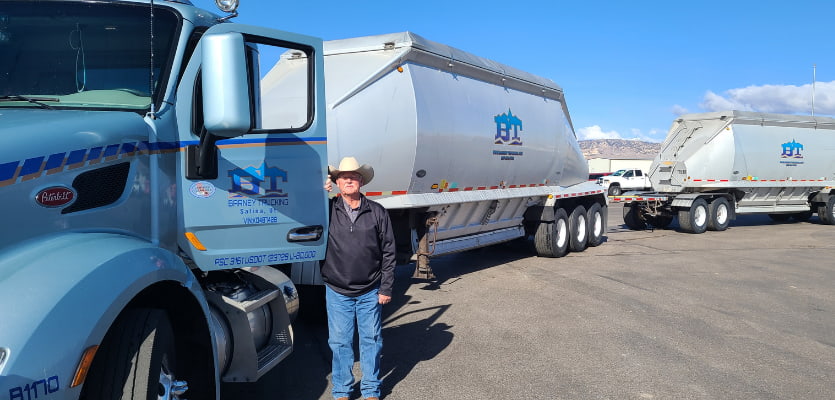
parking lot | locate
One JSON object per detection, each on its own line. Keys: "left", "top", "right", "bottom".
{"left": 223, "top": 203, "right": 835, "bottom": 399}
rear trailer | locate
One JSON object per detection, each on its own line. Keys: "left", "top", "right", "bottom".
{"left": 621, "top": 111, "right": 835, "bottom": 233}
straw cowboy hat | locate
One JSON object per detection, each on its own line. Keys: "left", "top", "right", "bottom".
{"left": 328, "top": 156, "right": 374, "bottom": 186}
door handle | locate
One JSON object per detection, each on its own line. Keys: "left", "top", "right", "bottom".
{"left": 287, "top": 225, "right": 324, "bottom": 242}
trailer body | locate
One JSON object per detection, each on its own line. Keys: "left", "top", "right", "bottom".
{"left": 620, "top": 111, "right": 835, "bottom": 233}
{"left": 262, "top": 32, "right": 608, "bottom": 282}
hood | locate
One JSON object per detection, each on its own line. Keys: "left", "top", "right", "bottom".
{"left": 0, "top": 109, "right": 152, "bottom": 182}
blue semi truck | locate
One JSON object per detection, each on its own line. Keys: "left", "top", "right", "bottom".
{"left": 0, "top": 0, "right": 329, "bottom": 398}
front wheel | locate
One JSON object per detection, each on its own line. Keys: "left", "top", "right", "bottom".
{"left": 607, "top": 184, "right": 622, "bottom": 196}
{"left": 82, "top": 308, "right": 188, "bottom": 400}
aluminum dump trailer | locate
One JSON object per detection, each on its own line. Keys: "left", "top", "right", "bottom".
{"left": 618, "top": 111, "right": 835, "bottom": 233}
{"left": 262, "top": 32, "right": 607, "bottom": 282}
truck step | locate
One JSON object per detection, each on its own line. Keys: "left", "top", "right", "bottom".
{"left": 221, "top": 288, "right": 280, "bottom": 313}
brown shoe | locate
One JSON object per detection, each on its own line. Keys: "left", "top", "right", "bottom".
{"left": 365, "top": 397, "right": 380, "bottom": 400}
{"left": 336, "top": 398, "right": 349, "bottom": 400}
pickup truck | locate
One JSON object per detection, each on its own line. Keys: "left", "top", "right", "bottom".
{"left": 599, "top": 168, "right": 651, "bottom": 195}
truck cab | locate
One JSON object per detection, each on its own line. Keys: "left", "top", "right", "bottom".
{"left": 600, "top": 168, "right": 652, "bottom": 195}
{"left": 0, "top": 1, "right": 327, "bottom": 398}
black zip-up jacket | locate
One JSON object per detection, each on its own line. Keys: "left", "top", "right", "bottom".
{"left": 321, "top": 195, "right": 395, "bottom": 297}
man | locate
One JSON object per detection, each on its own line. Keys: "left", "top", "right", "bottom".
{"left": 322, "top": 156, "right": 395, "bottom": 400}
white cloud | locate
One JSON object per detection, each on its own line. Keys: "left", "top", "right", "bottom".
{"left": 671, "top": 104, "right": 689, "bottom": 115}
{"left": 700, "top": 81, "right": 835, "bottom": 115}
{"left": 578, "top": 125, "right": 664, "bottom": 142}
{"left": 577, "top": 125, "right": 623, "bottom": 140}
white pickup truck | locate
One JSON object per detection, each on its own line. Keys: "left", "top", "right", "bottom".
{"left": 599, "top": 168, "right": 651, "bottom": 195}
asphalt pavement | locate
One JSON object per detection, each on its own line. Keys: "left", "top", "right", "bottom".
{"left": 222, "top": 203, "right": 835, "bottom": 399}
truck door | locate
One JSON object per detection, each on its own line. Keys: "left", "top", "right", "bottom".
{"left": 176, "top": 24, "right": 328, "bottom": 272}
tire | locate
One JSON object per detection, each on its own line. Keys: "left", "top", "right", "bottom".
{"left": 568, "top": 205, "right": 588, "bottom": 252}
{"left": 608, "top": 184, "right": 622, "bottom": 196}
{"left": 768, "top": 213, "right": 791, "bottom": 222}
{"left": 82, "top": 308, "right": 188, "bottom": 400}
{"left": 792, "top": 211, "right": 813, "bottom": 222}
{"left": 707, "top": 197, "right": 731, "bottom": 231}
{"left": 623, "top": 202, "right": 645, "bottom": 230}
{"left": 534, "top": 208, "right": 569, "bottom": 258}
{"left": 818, "top": 196, "right": 835, "bottom": 225}
{"left": 586, "top": 203, "right": 606, "bottom": 247}
{"left": 678, "top": 198, "right": 708, "bottom": 234}
{"left": 647, "top": 214, "right": 673, "bottom": 229}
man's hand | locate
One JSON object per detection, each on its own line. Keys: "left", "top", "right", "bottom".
{"left": 324, "top": 178, "right": 333, "bottom": 192}
{"left": 378, "top": 294, "right": 391, "bottom": 305}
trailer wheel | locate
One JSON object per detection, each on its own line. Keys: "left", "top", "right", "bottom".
{"left": 82, "top": 308, "right": 188, "bottom": 400}
{"left": 818, "top": 196, "right": 835, "bottom": 225}
{"left": 586, "top": 203, "right": 606, "bottom": 247}
{"left": 707, "top": 197, "right": 731, "bottom": 231}
{"left": 534, "top": 208, "right": 569, "bottom": 258}
{"left": 678, "top": 198, "right": 708, "bottom": 234}
{"left": 607, "top": 184, "right": 622, "bottom": 196}
{"left": 568, "top": 205, "right": 589, "bottom": 252}
{"left": 623, "top": 202, "right": 646, "bottom": 230}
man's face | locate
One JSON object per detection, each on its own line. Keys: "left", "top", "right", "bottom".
{"left": 336, "top": 172, "right": 363, "bottom": 195}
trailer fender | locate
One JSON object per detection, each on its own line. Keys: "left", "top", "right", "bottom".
{"left": 524, "top": 204, "right": 555, "bottom": 223}
{"left": 0, "top": 232, "right": 215, "bottom": 399}
{"left": 670, "top": 193, "right": 703, "bottom": 209}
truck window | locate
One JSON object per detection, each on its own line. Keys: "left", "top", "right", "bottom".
{"left": 635, "top": 170, "right": 642, "bottom": 176}
{"left": 623, "top": 170, "right": 634, "bottom": 178}
{"left": 254, "top": 39, "right": 313, "bottom": 132}
{"left": 0, "top": 1, "right": 178, "bottom": 111}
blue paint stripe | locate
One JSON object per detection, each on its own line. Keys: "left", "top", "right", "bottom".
{"left": 88, "top": 147, "right": 103, "bottom": 160}
{"left": 45, "top": 152, "right": 66, "bottom": 170}
{"left": 20, "top": 156, "right": 45, "bottom": 176}
{"left": 0, "top": 161, "right": 19, "bottom": 181}
{"left": 104, "top": 144, "right": 120, "bottom": 157}
{"left": 0, "top": 138, "right": 327, "bottom": 185}
{"left": 67, "top": 149, "right": 87, "bottom": 165}
{"left": 121, "top": 142, "right": 137, "bottom": 154}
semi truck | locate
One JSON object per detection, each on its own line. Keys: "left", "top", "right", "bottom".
{"left": 0, "top": 0, "right": 331, "bottom": 398}
{"left": 617, "top": 111, "right": 835, "bottom": 233}
{"left": 260, "top": 32, "right": 609, "bottom": 283}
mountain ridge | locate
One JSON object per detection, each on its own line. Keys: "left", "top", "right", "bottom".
{"left": 579, "top": 139, "right": 662, "bottom": 159}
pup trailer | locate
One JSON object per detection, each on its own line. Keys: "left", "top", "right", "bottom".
{"left": 1, "top": 0, "right": 330, "bottom": 398}
{"left": 618, "top": 111, "right": 835, "bottom": 233}
{"left": 260, "top": 32, "right": 609, "bottom": 283}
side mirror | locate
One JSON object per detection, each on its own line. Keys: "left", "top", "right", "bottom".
{"left": 201, "top": 32, "right": 251, "bottom": 138}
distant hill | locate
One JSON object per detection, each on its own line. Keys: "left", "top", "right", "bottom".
{"left": 579, "top": 139, "right": 662, "bottom": 160}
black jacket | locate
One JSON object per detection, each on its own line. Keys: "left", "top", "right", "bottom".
{"left": 321, "top": 195, "right": 395, "bottom": 297}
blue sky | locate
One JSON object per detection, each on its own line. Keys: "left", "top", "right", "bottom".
{"left": 194, "top": 0, "right": 835, "bottom": 142}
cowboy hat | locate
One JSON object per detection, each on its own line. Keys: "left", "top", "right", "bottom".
{"left": 328, "top": 156, "right": 374, "bottom": 186}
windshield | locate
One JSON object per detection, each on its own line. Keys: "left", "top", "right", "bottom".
{"left": 0, "top": 1, "right": 179, "bottom": 111}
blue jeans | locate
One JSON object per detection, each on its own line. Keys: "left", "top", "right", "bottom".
{"left": 326, "top": 285, "right": 383, "bottom": 399}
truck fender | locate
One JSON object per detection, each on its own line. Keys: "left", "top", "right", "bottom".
{"left": 670, "top": 193, "right": 704, "bottom": 209}
{"left": 524, "top": 204, "right": 555, "bottom": 222}
{"left": 0, "top": 232, "right": 217, "bottom": 399}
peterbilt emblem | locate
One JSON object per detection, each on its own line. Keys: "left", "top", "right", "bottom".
{"left": 35, "top": 186, "right": 75, "bottom": 207}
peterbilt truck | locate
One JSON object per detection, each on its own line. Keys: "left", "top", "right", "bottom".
{"left": 261, "top": 32, "right": 609, "bottom": 282}
{"left": 1, "top": 0, "right": 330, "bottom": 398}
{"left": 617, "top": 111, "right": 835, "bottom": 233}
